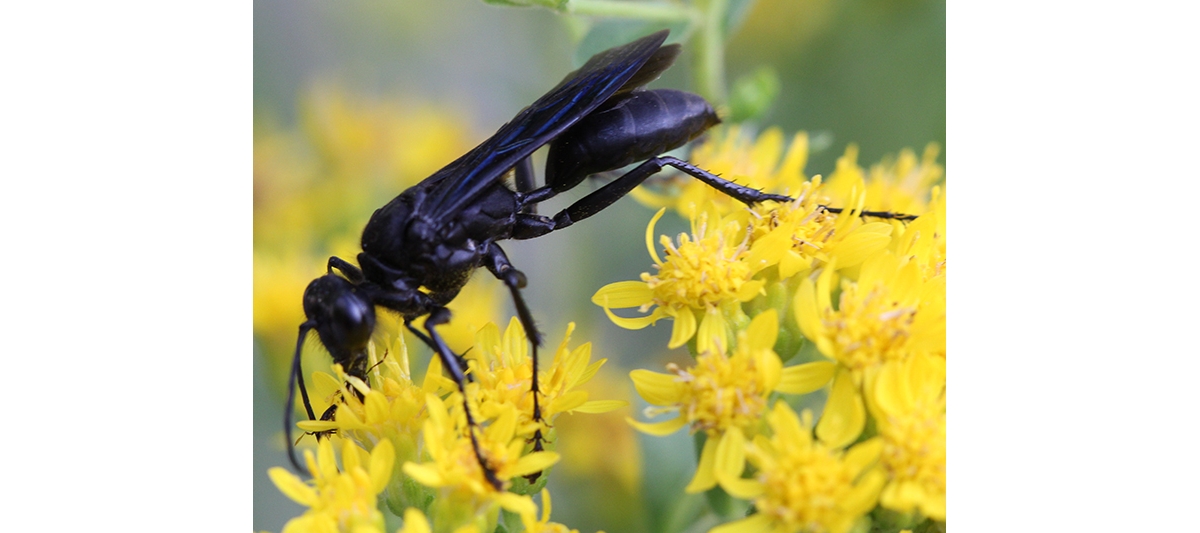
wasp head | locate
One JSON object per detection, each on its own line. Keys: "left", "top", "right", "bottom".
{"left": 302, "top": 274, "right": 377, "bottom": 371}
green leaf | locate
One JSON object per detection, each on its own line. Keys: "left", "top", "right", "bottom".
{"left": 727, "top": 65, "right": 780, "bottom": 122}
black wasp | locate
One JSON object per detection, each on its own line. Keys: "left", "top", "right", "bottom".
{"left": 286, "top": 30, "right": 798, "bottom": 486}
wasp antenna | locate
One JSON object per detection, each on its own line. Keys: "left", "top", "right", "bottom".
{"left": 286, "top": 322, "right": 318, "bottom": 472}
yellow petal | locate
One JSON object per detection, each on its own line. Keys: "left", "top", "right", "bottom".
{"left": 363, "top": 390, "right": 389, "bottom": 424}
{"left": 575, "top": 357, "right": 605, "bottom": 387}
{"left": 828, "top": 223, "right": 892, "bottom": 268}
{"left": 684, "top": 437, "right": 718, "bottom": 493}
{"left": 745, "top": 228, "right": 790, "bottom": 271}
{"left": 844, "top": 469, "right": 886, "bottom": 515}
{"left": 601, "top": 305, "right": 663, "bottom": 330}
{"left": 591, "top": 281, "right": 655, "bottom": 309}
{"left": 627, "top": 415, "right": 688, "bottom": 436}
{"left": 630, "top": 369, "right": 684, "bottom": 405}
{"left": 721, "top": 476, "right": 764, "bottom": 500}
{"left": 402, "top": 462, "right": 445, "bottom": 488}
{"left": 571, "top": 399, "right": 628, "bottom": 414}
{"left": 696, "top": 306, "right": 727, "bottom": 355}
{"left": 511, "top": 451, "right": 560, "bottom": 477}
{"left": 316, "top": 439, "right": 338, "bottom": 479}
{"left": 746, "top": 309, "right": 779, "bottom": 349}
{"left": 794, "top": 276, "right": 822, "bottom": 341}
{"left": 401, "top": 509, "right": 431, "bottom": 533}
{"left": 779, "top": 249, "right": 809, "bottom": 279}
{"left": 495, "top": 492, "right": 537, "bottom": 517}
{"left": 552, "top": 390, "right": 587, "bottom": 413}
{"left": 713, "top": 431, "right": 747, "bottom": 488}
{"left": 645, "top": 207, "right": 668, "bottom": 264}
{"left": 668, "top": 308, "right": 697, "bottom": 349}
{"left": 778, "top": 361, "right": 836, "bottom": 394}
{"left": 268, "top": 467, "right": 317, "bottom": 506}
{"left": 816, "top": 370, "right": 866, "bottom": 448}
{"left": 709, "top": 512, "right": 774, "bottom": 533}
{"left": 844, "top": 437, "right": 883, "bottom": 475}
{"left": 341, "top": 439, "right": 362, "bottom": 473}
{"left": 734, "top": 279, "right": 766, "bottom": 302}
{"left": 368, "top": 439, "right": 395, "bottom": 492}
{"left": 296, "top": 420, "right": 338, "bottom": 432}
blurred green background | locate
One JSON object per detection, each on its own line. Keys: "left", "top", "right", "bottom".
{"left": 253, "top": 1, "right": 943, "bottom": 531}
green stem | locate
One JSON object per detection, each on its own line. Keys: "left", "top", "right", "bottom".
{"left": 692, "top": 0, "right": 728, "bottom": 103}
{"left": 566, "top": 0, "right": 699, "bottom": 23}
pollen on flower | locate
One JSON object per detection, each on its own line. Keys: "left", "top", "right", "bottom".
{"left": 642, "top": 211, "right": 758, "bottom": 312}
{"left": 714, "top": 402, "right": 883, "bottom": 533}
{"left": 826, "top": 282, "right": 918, "bottom": 372}
{"left": 629, "top": 310, "right": 784, "bottom": 439}
{"left": 669, "top": 350, "right": 768, "bottom": 436}
{"left": 869, "top": 355, "right": 946, "bottom": 521}
{"left": 797, "top": 250, "right": 943, "bottom": 377}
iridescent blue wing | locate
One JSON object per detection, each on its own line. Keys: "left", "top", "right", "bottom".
{"left": 419, "top": 30, "right": 671, "bottom": 215}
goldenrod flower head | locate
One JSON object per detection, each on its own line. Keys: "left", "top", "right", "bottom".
{"left": 468, "top": 319, "right": 626, "bottom": 440}
{"left": 712, "top": 402, "right": 884, "bottom": 533}
{"left": 593, "top": 208, "right": 765, "bottom": 354}
{"left": 822, "top": 144, "right": 943, "bottom": 218}
{"left": 866, "top": 354, "right": 946, "bottom": 522}
{"left": 298, "top": 336, "right": 435, "bottom": 468}
{"left": 268, "top": 438, "right": 396, "bottom": 533}
{"left": 402, "top": 394, "right": 546, "bottom": 530}
{"left": 793, "top": 249, "right": 945, "bottom": 447}
{"left": 891, "top": 187, "right": 946, "bottom": 281}
{"left": 795, "top": 249, "right": 945, "bottom": 376}
{"left": 739, "top": 175, "right": 893, "bottom": 280}
{"left": 630, "top": 125, "right": 808, "bottom": 218}
{"left": 628, "top": 310, "right": 785, "bottom": 493}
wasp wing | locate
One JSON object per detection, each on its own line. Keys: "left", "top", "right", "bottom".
{"left": 420, "top": 30, "right": 671, "bottom": 216}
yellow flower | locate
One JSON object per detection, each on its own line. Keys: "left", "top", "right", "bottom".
{"left": 630, "top": 125, "right": 809, "bottom": 218}
{"left": 821, "top": 143, "right": 943, "bottom": 218}
{"left": 293, "top": 335, "right": 442, "bottom": 514}
{"left": 793, "top": 247, "right": 946, "bottom": 446}
{"left": 890, "top": 187, "right": 946, "bottom": 281}
{"left": 866, "top": 354, "right": 946, "bottom": 522}
{"left": 712, "top": 402, "right": 884, "bottom": 533}
{"left": 593, "top": 207, "right": 765, "bottom": 354}
{"left": 401, "top": 394, "right": 547, "bottom": 531}
{"left": 467, "top": 319, "right": 627, "bottom": 443}
{"left": 627, "top": 310, "right": 785, "bottom": 493}
{"left": 737, "top": 174, "right": 895, "bottom": 280}
{"left": 268, "top": 438, "right": 396, "bottom": 533}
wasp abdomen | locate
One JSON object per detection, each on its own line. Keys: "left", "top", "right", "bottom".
{"left": 545, "top": 89, "right": 719, "bottom": 192}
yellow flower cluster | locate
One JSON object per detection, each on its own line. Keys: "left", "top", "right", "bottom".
{"left": 275, "top": 320, "right": 623, "bottom": 533}
{"left": 607, "top": 127, "right": 947, "bottom": 532}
